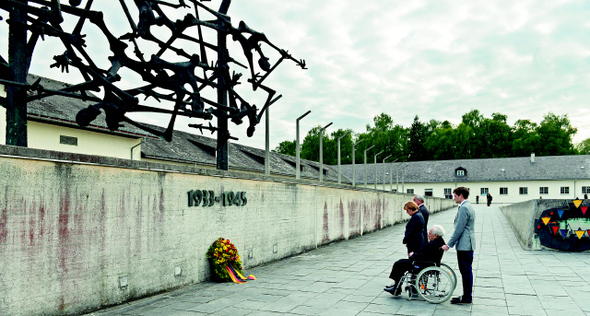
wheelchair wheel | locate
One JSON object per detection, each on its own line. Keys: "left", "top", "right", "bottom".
{"left": 415, "top": 266, "right": 455, "bottom": 303}
{"left": 439, "top": 263, "right": 458, "bottom": 289}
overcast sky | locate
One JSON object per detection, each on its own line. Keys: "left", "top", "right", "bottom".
{"left": 2, "top": 0, "right": 589, "bottom": 151}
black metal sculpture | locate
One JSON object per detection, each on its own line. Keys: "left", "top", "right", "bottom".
{"left": 0, "top": 0, "right": 305, "bottom": 170}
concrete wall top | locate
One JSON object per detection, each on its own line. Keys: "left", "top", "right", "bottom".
{"left": 0, "top": 144, "right": 413, "bottom": 193}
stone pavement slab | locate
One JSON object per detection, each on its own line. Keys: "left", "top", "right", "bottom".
{"left": 85, "top": 204, "right": 590, "bottom": 316}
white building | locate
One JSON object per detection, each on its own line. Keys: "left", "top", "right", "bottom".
{"left": 340, "top": 155, "right": 590, "bottom": 204}
{"left": 0, "top": 74, "right": 149, "bottom": 160}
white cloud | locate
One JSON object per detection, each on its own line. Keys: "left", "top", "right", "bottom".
{"left": 1, "top": 0, "right": 590, "bottom": 150}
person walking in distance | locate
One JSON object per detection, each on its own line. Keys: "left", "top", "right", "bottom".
{"left": 442, "top": 186, "right": 476, "bottom": 304}
{"left": 413, "top": 194, "right": 430, "bottom": 242}
{"left": 487, "top": 192, "right": 492, "bottom": 206}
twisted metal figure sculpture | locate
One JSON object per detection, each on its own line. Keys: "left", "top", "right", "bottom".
{"left": 0, "top": 0, "right": 305, "bottom": 169}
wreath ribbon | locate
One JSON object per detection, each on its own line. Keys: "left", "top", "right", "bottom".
{"left": 225, "top": 263, "right": 256, "bottom": 284}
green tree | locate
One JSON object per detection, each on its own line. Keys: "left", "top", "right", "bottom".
{"left": 461, "top": 109, "right": 484, "bottom": 127}
{"left": 576, "top": 138, "right": 590, "bottom": 154}
{"left": 273, "top": 140, "right": 296, "bottom": 156}
{"left": 408, "top": 115, "right": 428, "bottom": 161}
{"left": 300, "top": 126, "right": 322, "bottom": 162}
{"left": 453, "top": 110, "right": 512, "bottom": 159}
{"left": 352, "top": 131, "right": 371, "bottom": 163}
{"left": 459, "top": 109, "right": 484, "bottom": 159}
{"left": 371, "top": 113, "right": 394, "bottom": 132}
{"left": 536, "top": 113, "right": 577, "bottom": 156}
{"left": 511, "top": 119, "right": 540, "bottom": 157}
{"left": 300, "top": 125, "right": 342, "bottom": 164}
{"left": 348, "top": 113, "right": 408, "bottom": 165}
{"left": 365, "top": 113, "right": 408, "bottom": 163}
{"left": 422, "top": 119, "right": 442, "bottom": 158}
{"left": 454, "top": 124, "right": 474, "bottom": 159}
{"left": 479, "top": 112, "right": 512, "bottom": 158}
{"left": 275, "top": 110, "right": 581, "bottom": 164}
{"left": 424, "top": 122, "right": 458, "bottom": 160}
{"left": 330, "top": 128, "right": 354, "bottom": 165}
{"left": 424, "top": 119, "right": 477, "bottom": 160}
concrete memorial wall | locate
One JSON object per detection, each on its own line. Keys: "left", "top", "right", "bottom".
{"left": 0, "top": 146, "right": 455, "bottom": 316}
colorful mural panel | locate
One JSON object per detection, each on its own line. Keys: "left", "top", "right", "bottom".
{"left": 535, "top": 200, "right": 590, "bottom": 251}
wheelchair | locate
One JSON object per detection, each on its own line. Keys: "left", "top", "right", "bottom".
{"left": 394, "top": 260, "right": 457, "bottom": 304}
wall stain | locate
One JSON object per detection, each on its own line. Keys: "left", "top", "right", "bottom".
{"left": 348, "top": 200, "right": 360, "bottom": 236}
{"left": 322, "top": 202, "right": 329, "bottom": 244}
{"left": 380, "top": 198, "right": 389, "bottom": 228}
{"left": 100, "top": 189, "right": 107, "bottom": 273}
{"left": 56, "top": 163, "right": 74, "bottom": 310}
{"left": 39, "top": 198, "right": 46, "bottom": 238}
{"left": 339, "top": 199, "right": 345, "bottom": 240}
{"left": 0, "top": 186, "right": 7, "bottom": 244}
{"left": 18, "top": 198, "right": 27, "bottom": 249}
{"left": 374, "top": 198, "right": 382, "bottom": 230}
{"left": 135, "top": 188, "right": 143, "bottom": 259}
{"left": 362, "top": 201, "right": 369, "bottom": 234}
{"left": 158, "top": 172, "right": 165, "bottom": 214}
{"left": 29, "top": 199, "right": 36, "bottom": 246}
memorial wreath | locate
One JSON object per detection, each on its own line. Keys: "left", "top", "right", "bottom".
{"left": 206, "top": 237, "right": 255, "bottom": 283}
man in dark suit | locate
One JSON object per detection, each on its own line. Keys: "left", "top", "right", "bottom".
{"left": 414, "top": 194, "right": 430, "bottom": 241}
{"left": 402, "top": 201, "right": 425, "bottom": 254}
{"left": 442, "top": 186, "right": 476, "bottom": 304}
{"left": 385, "top": 225, "right": 446, "bottom": 295}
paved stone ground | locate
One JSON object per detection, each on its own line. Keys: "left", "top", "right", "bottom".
{"left": 86, "top": 204, "right": 590, "bottom": 316}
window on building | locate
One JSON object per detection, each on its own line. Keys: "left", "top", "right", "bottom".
{"left": 60, "top": 135, "right": 78, "bottom": 146}
{"left": 424, "top": 189, "right": 433, "bottom": 196}
{"left": 500, "top": 188, "right": 508, "bottom": 195}
{"left": 582, "top": 186, "right": 590, "bottom": 194}
{"left": 540, "top": 187, "right": 549, "bottom": 195}
{"left": 481, "top": 188, "right": 489, "bottom": 195}
{"left": 560, "top": 187, "right": 569, "bottom": 194}
{"left": 455, "top": 167, "right": 467, "bottom": 177}
{"left": 519, "top": 187, "right": 528, "bottom": 195}
{"left": 443, "top": 188, "right": 452, "bottom": 198}
{"left": 407, "top": 189, "right": 414, "bottom": 194}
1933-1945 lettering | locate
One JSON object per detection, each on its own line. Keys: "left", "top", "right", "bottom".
{"left": 187, "top": 190, "right": 247, "bottom": 207}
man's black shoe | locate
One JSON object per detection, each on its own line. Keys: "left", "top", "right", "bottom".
{"left": 383, "top": 286, "right": 401, "bottom": 296}
{"left": 384, "top": 283, "right": 396, "bottom": 289}
{"left": 450, "top": 296, "right": 472, "bottom": 304}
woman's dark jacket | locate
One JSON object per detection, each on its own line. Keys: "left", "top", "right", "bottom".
{"left": 403, "top": 211, "right": 425, "bottom": 253}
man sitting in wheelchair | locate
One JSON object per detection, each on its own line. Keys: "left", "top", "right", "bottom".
{"left": 384, "top": 225, "right": 446, "bottom": 296}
